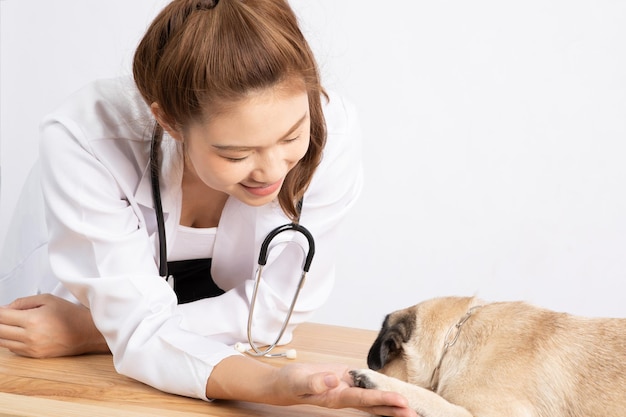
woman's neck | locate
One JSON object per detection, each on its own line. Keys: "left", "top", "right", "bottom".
{"left": 179, "top": 167, "right": 228, "bottom": 228}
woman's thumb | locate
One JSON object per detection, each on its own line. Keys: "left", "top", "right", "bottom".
{"left": 309, "top": 373, "right": 340, "bottom": 394}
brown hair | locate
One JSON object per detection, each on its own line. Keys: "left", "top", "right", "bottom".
{"left": 133, "top": 0, "right": 327, "bottom": 221}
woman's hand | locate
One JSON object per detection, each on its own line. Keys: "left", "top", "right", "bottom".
{"left": 274, "top": 362, "right": 418, "bottom": 417}
{"left": 207, "top": 356, "right": 418, "bottom": 417}
{"left": 0, "top": 294, "right": 109, "bottom": 358}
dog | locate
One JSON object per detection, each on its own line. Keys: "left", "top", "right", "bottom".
{"left": 350, "top": 296, "right": 626, "bottom": 417}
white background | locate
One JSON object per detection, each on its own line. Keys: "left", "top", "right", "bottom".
{"left": 1, "top": 1, "right": 625, "bottom": 330}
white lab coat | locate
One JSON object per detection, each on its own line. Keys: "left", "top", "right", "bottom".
{"left": 0, "top": 77, "right": 363, "bottom": 400}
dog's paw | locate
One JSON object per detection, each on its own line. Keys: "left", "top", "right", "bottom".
{"left": 350, "top": 369, "right": 381, "bottom": 390}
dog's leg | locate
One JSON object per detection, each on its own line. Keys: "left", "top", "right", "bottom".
{"left": 351, "top": 369, "right": 473, "bottom": 417}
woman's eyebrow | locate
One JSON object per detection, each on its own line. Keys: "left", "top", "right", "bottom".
{"left": 212, "top": 112, "right": 308, "bottom": 151}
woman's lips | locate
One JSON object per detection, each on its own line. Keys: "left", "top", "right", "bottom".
{"left": 241, "top": 179, "right": 283, "bottom": 197}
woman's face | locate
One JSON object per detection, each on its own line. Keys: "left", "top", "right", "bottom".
{"left": 180, "top": 85, "right": 311, "bottom": 206}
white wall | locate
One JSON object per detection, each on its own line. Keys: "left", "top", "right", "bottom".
{"left": 0, "top": 0, "right": 170, "bottom": 239}
{"left": 1, "top": 1, "right": 625, "bottom": 330}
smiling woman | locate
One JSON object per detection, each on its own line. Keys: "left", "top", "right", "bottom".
{"left": 0, "top": 0, "right": 414, "bottom": 416}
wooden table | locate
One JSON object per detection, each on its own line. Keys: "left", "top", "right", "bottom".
{"left": 0, "top": 323, "right": 377, "bottom": 416}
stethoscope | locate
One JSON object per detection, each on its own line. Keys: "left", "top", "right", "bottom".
{"left": 150, "top": 124, "right": 315, "bottom": 358}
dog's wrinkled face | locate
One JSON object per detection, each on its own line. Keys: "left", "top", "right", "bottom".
{"left": 367, "top": 297, "right": 476, "bottom": 388}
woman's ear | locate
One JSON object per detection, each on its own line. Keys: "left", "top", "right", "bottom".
{"left": 150, "top": 103, "right": 183, "bottom": 142}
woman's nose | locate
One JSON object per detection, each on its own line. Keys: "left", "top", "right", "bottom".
{"left": 250, "top": 148, "right": 287, "bottom": 183}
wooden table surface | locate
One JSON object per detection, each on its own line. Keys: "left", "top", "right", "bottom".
{"left": 0, "top": 323, "right": 377, "bottom": 417}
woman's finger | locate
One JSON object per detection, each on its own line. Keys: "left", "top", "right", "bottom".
{"left": 0, "top": 307, "right": 27, "bottom": 329}
{"left": 344, "top": 386, "right": 409, "bottom": 408}
{"left": 306, "top": 372, "right": 340, "bottom": 395}
{"left": 0, "top": 320, "right": 30, "bottom": 355}
{"left": 360, "top": 405, "right": 419, "bottom": 417}
{"left": 6, "top": 294, "right": 48, "bottom": 310}
{"left": 351, "top": 390, "right": 417, "bottom": 417}
{"left": 0, "top": 337, "right": 28, "bottom": 355}
{"left": 0, "top": 322, "right": 27, "bottom": 342}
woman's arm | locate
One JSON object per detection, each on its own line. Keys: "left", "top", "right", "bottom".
{"left": 0, "top": 294, "right": 108, "bottom": 358}
{"left": 207, "top": 355, "right": 417, "bottom": 417}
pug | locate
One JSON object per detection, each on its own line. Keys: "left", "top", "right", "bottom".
{"left": 351, "top": 296, "right": 626, "bottom": 417}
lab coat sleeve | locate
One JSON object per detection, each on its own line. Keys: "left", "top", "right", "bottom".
{"left": 39, "top": 118, "right": 238, "bottom": 401}
{"left": 177, "top": 92, "right": 364, "bottom": 345}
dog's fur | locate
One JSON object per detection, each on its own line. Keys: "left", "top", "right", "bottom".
{"left": 350, "top": 296, "right": 626, "bottom": 417}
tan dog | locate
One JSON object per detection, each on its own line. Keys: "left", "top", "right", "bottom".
{"left": 350, "top": 296, "right": 626, "bottom": 417}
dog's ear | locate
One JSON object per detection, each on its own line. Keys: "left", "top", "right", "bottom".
{"left": 367, "top": 313, "right": 415, "bottom": 371}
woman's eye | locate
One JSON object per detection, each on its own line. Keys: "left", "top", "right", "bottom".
{"left": 223, "top": 155, "right": 249, "bottom": 162}
{"left": 283, "top": 136, "right": 299, "bottom": 144}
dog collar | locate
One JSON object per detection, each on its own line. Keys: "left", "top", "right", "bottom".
{"left": 429, "top": 305, "right": 483, "bottom": 392}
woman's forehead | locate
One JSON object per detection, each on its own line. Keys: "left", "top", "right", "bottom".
{"left": 192, "top": 88, "right": 310, "bottom": 146}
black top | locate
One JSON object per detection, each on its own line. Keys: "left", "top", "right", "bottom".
{"left": 167, "top": 258, "right": 224, "bottom": 304}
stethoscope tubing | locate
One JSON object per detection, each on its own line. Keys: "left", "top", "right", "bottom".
{"left": 150, "top": 124, "right": 168, "bottom": 278}
{"left": 246, "top": 223, "right": 315, "bottom": 357}
{"left": 258, "top": 223, "right": 315, "bottom": 271}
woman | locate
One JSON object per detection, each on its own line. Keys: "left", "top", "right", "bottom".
{"left": 0, "top": 1, "right": 415, "bottom": 415}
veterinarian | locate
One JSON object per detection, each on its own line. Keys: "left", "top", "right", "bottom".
{"left": 0, "top": 1, "right": 416, "bottom": 415}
